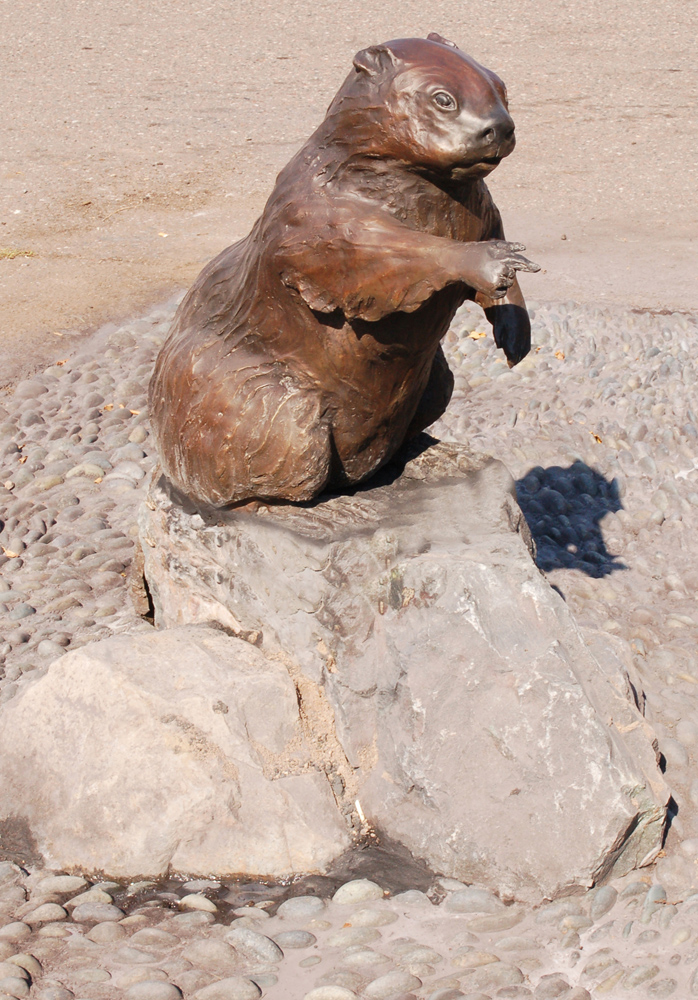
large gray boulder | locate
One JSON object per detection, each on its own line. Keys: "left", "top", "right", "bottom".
{"left": 0, "top": 625, "right": 350, "bottom": 876}
{"left": 137, "top": 440, "right": 668, "bottom": 901}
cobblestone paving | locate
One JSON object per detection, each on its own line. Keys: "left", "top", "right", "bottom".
{"left": 2, "top": 294, "right": 698, "bottom": 998}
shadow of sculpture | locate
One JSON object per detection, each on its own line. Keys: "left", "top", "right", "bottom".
{"left": 516, "top": 461, "right": 626, "bottom": 578}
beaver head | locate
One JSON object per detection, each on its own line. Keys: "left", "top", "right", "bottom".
{"left": 325, "top": 33, "right": 515, "bottom": 182}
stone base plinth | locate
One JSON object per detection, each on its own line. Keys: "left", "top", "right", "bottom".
{"left": 135, "top": 439, "right": 668, "bottom": 900}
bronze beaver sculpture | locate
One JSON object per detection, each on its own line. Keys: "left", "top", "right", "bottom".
{"left": 150, "top": 32, "right": 539, "bottom": 506}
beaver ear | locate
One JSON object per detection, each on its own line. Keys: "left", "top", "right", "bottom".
{"left": 353, "top": 45, "right": 398, "bottom": 77}
{"left": 427, "top": 31, "right": 461, "bottom": 50}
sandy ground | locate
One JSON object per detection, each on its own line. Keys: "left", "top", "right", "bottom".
{"left": 0, "top": 0, "right": 696, "bottom": 388}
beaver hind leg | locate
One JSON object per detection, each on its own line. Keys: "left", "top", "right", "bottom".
{"left": 163, "top": 366, "right": 333, "bottom": 507}
{"left": 405, "top": 345, "right": 454, "bottom": 440}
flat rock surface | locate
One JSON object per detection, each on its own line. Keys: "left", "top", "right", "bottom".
{"left": 0, "top": 625, "right": 349, "bottom": 877}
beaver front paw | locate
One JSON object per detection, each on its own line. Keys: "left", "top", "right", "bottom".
{"left": 465, "top": 239, "right": 540, "bottom": 299}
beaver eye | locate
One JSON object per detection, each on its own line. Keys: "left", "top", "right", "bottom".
{"left": 433, "top": 91, "right": 457, "bottom": 111}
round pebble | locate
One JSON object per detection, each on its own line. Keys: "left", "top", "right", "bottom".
{"left": 534, "top": 973, "right": 572, "bottom": 998}
{"left": 326, "top": 926, "right": 380, "bottom": 947}
{"left": 468, "top": 911, "right": 523, "bottom": 932}
{"left": 36, "top": 875, "right": 87, "bottom": 895}
{"left": 118, "top": 968, "right": 171, "bottom": 988}
{"left": 646, "top": 980, "right": 678, "bottom": 997}
{"left": 0, "top": 963, "right": 28, "bottom": 981}
{"left": 303, "top": 990, "right": 357, "bottom": 1000}
{"left": 125, "top": 983, "right": 183, "bottom": 1000}
{"left": 182, "top": 880, "right": 221, "bottom": 893}
{"left": 193, "top": 977, "right": 262, "bottom": 1000}
{"left": 87, "top": 921, "right": 127, "bottom": 943}
{"left": 113, "top": 947, "right": 160, "bottom": 965}
{"left": 72, "top": 968, "right": 111, "bottom": 983}
{"left": 443, "top": 887, "right": 504, "bottom": 913}
{"left": 273, "top": 930, "right": 317, "bottom": 948}
{"left": 589, "top": 886, "right": 618, "bottom": 920}
{"left": 129, "top": 928, "right": 179, "bottom": 947}
{"left": 345, "top": 907, "right": 398, "bottom": 927}
{"left": 23, "top": 903, "right": 67, "bottom": 925}
{"left": 277, "top": 895, "right": 326, "bottom": 919}
{"left": 65, "top": 888, "right": 112, "bottom": 909}
{"left": 0, "top": 923, "right": 32, "bottom": 941}
{"left": 168, "top": 911, "right": 215, "bottom": 929}
{"left": 363, "top": 970, "right": 422, "bottom": 998}
{"left": 225, "top": 926, "right": 283, "bottom": 963}
{"left": 299, "top": 956, "right": 323, "bottom": 968}
{"left": 0, "top": 976, "right": 31, "bottom": 998}
{"left": 37, "top": 924, "right": 71, "bottom": 939}
{"left": 452, "top": 950, "right": 499, "bottom": 970}
{"left": 179, "top": 893, "right": 217, "bottom": 913}
{"left": 468, "top": 962, "right": 524, "bottom": 990}
{"left": 182, "top": 939, "right": 239, "bottom": 972}
{"left": 340, "top": 947, "right": 387, "bottom": 969}
{"left": 71, "top": 902, "right": 124, "bottom": 922}
{"left": 36, "top": 639, "right": 67, "bottom": 659}
{"left": 332, "top": 880, "right": 384, "bottom": 905}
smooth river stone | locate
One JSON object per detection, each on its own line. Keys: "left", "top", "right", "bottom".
{"left": 590, "top": 886, "right": 618, "bottom": 921}
{"left": 332, "top": 881, "right": 384, "bottom": 905}
{"left": 326, "top": 927, "right": 380, "bottom": 948}
{"left": 65, "top": 888, "right": 113, "bottom": 909}
{"left": 71, "top": 902, "right": 125, "bottom": 922}
{"left": 180, "top": 894, "right": 217, "bottom": 913}
{"left": 224, "top": 926, "right": 283, "bottom": 964}
{"left": 23, "top": 903, "right": 67, "bottom": 925}
{"left": 443, "top": 887, "right": 504, "bottom": 913}
{"left": 125, "top": 984, "right": 183, "bottom": 1000}
{"left": 0, "top": 975, "right": 30, "bottom": 997}
{"left": 276, "top": 896, "right": 326, "bottom": 919}
{"left": 129, "top": 928, "right": 179, "bottom": 948}
{"left": 273, "top": 930, "right": 317, "bottom": 949}
{"left": 0, "top": 963, "right": 28, "bottom": 981}
{"left": 181, "top": 939, "right": 241, "bottom": 976}
{"left": 346, "top": 908, "right": 398, "bottom": 927}
{"left": 363, "top": 970, "right": 422, "bottom": 998}
{"left": 36, "top": 875, "right": 87, "bottom": 895}
{"left": 87, "top": 922, "right": 127, "bottom": 943}
{"left": 0, "top": 923, "right": 32, "bottom": 941}
{"left": 193, "top": 977, "right": 262, "bottom": 1000}
{"left": 304, "top": 989, "right": 357, "bottom": 1000}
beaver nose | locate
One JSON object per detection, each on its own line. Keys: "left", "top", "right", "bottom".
{"left": 477, "top": 117, "right": 515, "bottom": 146}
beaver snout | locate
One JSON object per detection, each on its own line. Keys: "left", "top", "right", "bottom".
{"left": 465, "top": 116, "right": 515, "bottom": 168}
{"left": 477, "top": 117, "right": 515, "bottom": 147}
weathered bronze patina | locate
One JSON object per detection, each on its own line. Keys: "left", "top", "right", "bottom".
{"left": 149, "top": 32, "right": 539, "bottom": 506}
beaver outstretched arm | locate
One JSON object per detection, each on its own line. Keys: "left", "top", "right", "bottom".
{"left": 278, "top": 208, "right": 538, "bottom": 324}
{"left": 475, "top": 209, "right": 533, "bottom": 367}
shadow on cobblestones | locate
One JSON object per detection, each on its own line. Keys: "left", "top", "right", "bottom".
{"left": 516, "top": 461, "right": 626, "bottom": 578}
